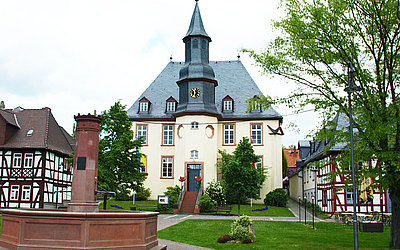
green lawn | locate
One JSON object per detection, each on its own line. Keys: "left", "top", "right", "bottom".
{"left": 158, "top": 220, "right": 390, "bottom": 249}
{"left": 99, "top": 200, "right": 157, "bottom": 211}
{"left": 226, "top": 204, "right": 294, "bottom": 217}
{"left": 100, "top": 200, "right": 293, "bottom": 217}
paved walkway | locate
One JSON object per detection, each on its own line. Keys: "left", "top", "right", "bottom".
{"left": 157, "top": 199, "right": 324, "bottom": 249}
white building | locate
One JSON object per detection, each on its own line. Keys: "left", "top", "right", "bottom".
{"left": 128, "top": 2, "right": 283, "bottom": 209}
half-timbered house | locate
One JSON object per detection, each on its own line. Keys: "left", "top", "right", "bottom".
{"left": 0, "top": 105, "right": 73, "bottom": 208}
{"left": 289, "top": 113, "right": 390, "bottom": 215}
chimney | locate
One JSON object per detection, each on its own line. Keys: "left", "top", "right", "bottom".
{"left": 0, "top": 101, "right": 4, "bottom": 110}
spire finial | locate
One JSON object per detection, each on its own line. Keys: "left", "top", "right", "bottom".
{"left": 237, "top": 53, "right": 241, "bottom": 60}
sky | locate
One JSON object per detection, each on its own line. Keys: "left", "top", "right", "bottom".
{"left": 0, "top": 0, "right": 320, "bottom": 146}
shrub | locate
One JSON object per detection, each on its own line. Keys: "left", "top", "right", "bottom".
{"left": 230, "top": 224, "right": 253, "bottom": 242}
{"left": 230, "top": 215, "right": 254, "bottom": 242}
{"left": 234, "top": 215, "right": 252, "bottom": 227}
{"left": 115, "top": 189, "right": 131, "bottom": 201}
{"left": 199, "top": 195, "right": 215, "bottom": 212}
{"left": 135, "top": 186, "right": 151, "bottom": 201}
{"left": 264, "top": 188, "right": 289, "bottom": 207}
{"left": 204, "top": 180, "right": 226, "bottom": 206}
{"left": 163, "top": 185, "right": 182, "bottom": 205}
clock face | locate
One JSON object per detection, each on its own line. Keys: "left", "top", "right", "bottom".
{"left": 190, "top": 88, "right": 201, "bottom": 98}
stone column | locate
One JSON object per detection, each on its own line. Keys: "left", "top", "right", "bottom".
{"left": 68, "top": 114, "right": 102, "bottom": 212}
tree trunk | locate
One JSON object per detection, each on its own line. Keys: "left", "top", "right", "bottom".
{"left": 238, "top": 196, "right": 241, "bottom": 216}
{"left": 390, "top": 187, "right": 400, "bottom": 249}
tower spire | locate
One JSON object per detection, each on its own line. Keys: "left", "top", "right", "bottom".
{"left": 184, "top": 0, "right": 210, "bottom": 41}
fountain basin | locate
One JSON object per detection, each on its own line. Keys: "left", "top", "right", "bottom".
{"left": 0, "top": 209, "right": 165, "bottom": 249}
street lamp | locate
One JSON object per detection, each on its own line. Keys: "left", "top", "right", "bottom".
{"left": 345, "top": 62, "right": 361, "bottom": 250}
{"left": 312, "top": 196, "right": 315, "bottom": 229}
{"left": 310, "top": 166, "right": 319, "bottom": 217}
{"left": 304, "top": 195, "right": 307, "bottom": 225}
{"left": 298, "top": 196, "right": 301, "bottom": 222}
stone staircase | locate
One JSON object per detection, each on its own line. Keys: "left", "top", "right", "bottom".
{"left": 179, "top": 192, "right": 197, "bottom": 214}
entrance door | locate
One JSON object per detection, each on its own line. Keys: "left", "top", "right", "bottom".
{"left": 187, "top": 164, "right": 201, "bottom": 192}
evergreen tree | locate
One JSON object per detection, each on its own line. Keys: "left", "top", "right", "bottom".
{"left": 98, "top": 101, "right": 147, "bottom": 200}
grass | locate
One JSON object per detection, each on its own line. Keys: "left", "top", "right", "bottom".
{"left": 225, "top": 204, "right": 294, "bottom": 217}
{"left": 99, "top": 200, "right": 157, "bottom": 211}
{"left": 99, "top": 200, "right": 294, "bottom": 216}
{"left": 158, "top": 220, "right": 390, "bottom": 249}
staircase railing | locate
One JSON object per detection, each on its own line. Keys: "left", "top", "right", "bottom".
{"left": 195, "top": 188, "right": 202, "bottom": 207}
{"left": 177, "top": 185, "right": 185, "bottom": 211}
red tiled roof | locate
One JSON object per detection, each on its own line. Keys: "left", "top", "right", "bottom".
{"left": 0, "top": 108, "right": 73, "bottom": 155}
{"left": 284, "top": 148, "right": 299, "bottom": 168}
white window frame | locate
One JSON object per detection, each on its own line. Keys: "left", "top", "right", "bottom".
{"left": 223, "top": 124, "right": 235, "bottom": 145}
{"left": 167, "top": 101, "right": 176, "bottom": 112}
{"left": 346, "top": 189, "right": 354, "bottom": 204}
{"left": 190, "top": 150, "right": 199, "bottom": 159}
{"left": 162, "top": 157, "right": 173, "bottom": 178}
{"left": 21, "top": 185, "right": 31, "bottom": 201}
{"left": 139, "top": 102, "right": 149, "bottom": 112}
{"left": 223, "top": 100, "right": 232, "bottom": 111}
{"left": 13, "top": 153, "right": 22, "bottom": 168}
{"left": 10, "top": 185, "right": 19, "bottom": 201}
{"left": 137, "top": 124, "right": 148, "bottom": 144}
{"left": 163, "top": 125, "right": 174, "bottom": 145}
{"left": 24, "top": 153, "right": 33, "bottom": 168}
{"left": 251, "top": 124, "right": 262, "bottom": 145}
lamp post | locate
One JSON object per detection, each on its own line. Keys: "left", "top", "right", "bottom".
{"left": 298, "top": 196, "right": 301, "bottom": 222}
{"left": 345, "top": 62, "right": 361, "bottom": 250}
{"left": 304, "top": 195, "right": 307, "bottom": 225}
{"left": 312, "top": 196, "right": 315, "bottom": 229}
{"left": 310, "top": 167, "right": 319, "bottom": 217}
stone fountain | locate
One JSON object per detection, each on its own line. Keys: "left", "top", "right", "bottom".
{"left": 0, "top": 114, "right": 165, "bottom": 249}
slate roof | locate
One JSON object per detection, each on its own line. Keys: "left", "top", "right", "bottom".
{"left": 0, "top": 108, "right": 74, "bottom": 155}
{"left": 184, "top": 2, "right": 210, "bottom": 40}
{"left": 128, "top": 60, "right": 282, "bottom": 121}
{"left": 302, "top": 113, "right": 349, "bottom": 165}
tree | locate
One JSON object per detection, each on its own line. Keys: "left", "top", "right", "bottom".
{"left": 282, "top": 148, "right": 288, "bottom": 178}
{"left": 98, "top": 101, "right": 147, "bottom": 200}
{"left": 243, "top": 0, "right": 400, "bottom": 247}
{"left": 218, "top": 137, "right": 266, "bottom": 215}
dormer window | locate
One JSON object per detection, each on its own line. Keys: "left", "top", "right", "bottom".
{"left": 222, "top": 95, "right": 234, "bottom": 112}
{"left": 166, "top": 96, "right": 177, "bottom": 113}
{"left": 250, "top": 95, "right": 262, "bottom": 112}
{"left": 139, "top": 97, "right": 150, "bottom": 113}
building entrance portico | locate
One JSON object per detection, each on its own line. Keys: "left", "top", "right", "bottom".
{"left": 187, "top": 164, "right": 202, "bottom": 192}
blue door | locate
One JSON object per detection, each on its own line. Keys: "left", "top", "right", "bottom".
{"left": 187, "top": 164, "right": 201, "bottom": 192}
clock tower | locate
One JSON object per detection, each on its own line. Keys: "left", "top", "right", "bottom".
{"left": 175, "top": 0, "right": 218, "bottom": 115}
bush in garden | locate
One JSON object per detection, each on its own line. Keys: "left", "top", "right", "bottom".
{"left": 264, "top": 188, "right": 289, "bottom": 207}
{"left": 205, "top": 180, "right": 226, "bottom": 206}
{"left": 230, "top": 215, "right": 255, "bottom": 243}
{"left": 199, "top": 195, "right": 215, "bottom": 212}
{"left": 135, "top": 186, "right": 151, "bottom": 201}
{"left": 163, "top": 185, "right": 181, "bottom": 205}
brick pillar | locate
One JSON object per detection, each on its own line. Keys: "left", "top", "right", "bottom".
{"left": 68, "top": 114, "right": 102, "bottom": 212}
